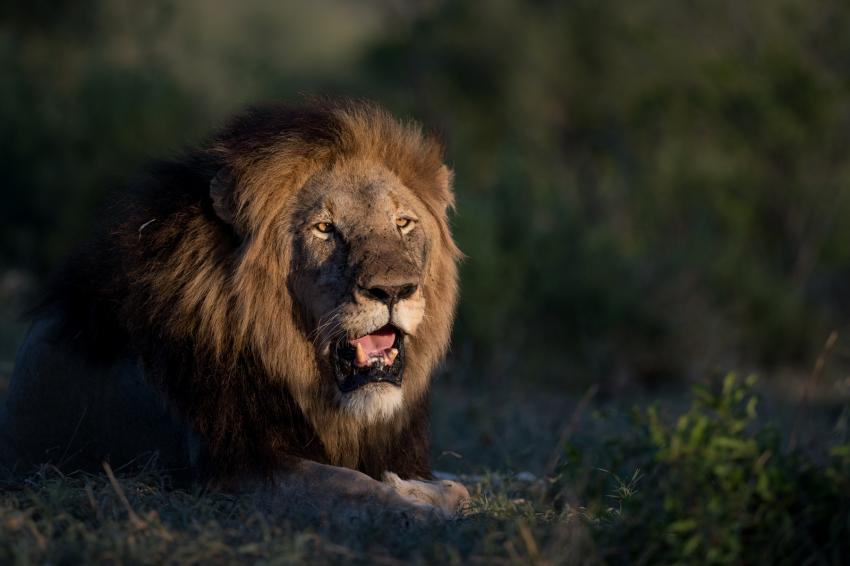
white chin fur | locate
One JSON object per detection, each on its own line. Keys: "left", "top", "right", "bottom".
{"left": 339, "top": 384, "right": 403, "bottom": 423}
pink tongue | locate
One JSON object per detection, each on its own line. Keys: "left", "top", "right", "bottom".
{"left": 350, "top": 326, "right": 395, "bottom": 356}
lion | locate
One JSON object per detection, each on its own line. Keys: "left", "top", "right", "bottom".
{"left": 0, "top": 99, "right": 469, "bottom": 520}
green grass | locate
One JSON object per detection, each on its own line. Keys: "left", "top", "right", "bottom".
{"left": 0, "top": 375, "right": 847, "bottom": 565}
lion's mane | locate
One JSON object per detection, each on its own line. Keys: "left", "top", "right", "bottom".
{"left": 38, "top": 99, "right": 460, "bottom": 480}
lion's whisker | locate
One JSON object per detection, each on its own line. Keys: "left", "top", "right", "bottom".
{"left": 311, "top": 306, "right": 348, "bottom": 346}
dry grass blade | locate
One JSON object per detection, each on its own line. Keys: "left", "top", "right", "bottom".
{"left": 789, "top": 330, "right": 838, "bottom": 450}
{"left": 102, "top": 462, "right": 147, "bottom": 530}
{"left": 546, "top": 385, "right": 598, "bottom": 475}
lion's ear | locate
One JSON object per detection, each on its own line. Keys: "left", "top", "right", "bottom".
{"left": 210, "top": 169, "right": 237, "bottom": 226}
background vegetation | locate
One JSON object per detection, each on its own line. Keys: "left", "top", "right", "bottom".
{"left": 4, "top": 0, "right": 850, "bottom": 386}
{"left": 2, "top": 0, "right": 850, "bottom": 563}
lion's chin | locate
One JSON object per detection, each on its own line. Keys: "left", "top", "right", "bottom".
{"left": 338, "top": 383, "right": 403, "bottom": 423}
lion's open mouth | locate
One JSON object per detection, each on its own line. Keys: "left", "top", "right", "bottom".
{"left": 332, "top": 325, "right": 405, "bottom": 393}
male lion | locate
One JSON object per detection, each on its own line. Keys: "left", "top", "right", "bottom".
{"left": 0, "top": 99, "right": 468, "bottom": 520}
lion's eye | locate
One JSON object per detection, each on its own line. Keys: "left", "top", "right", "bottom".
{"left": 395, "top": 217, "right": 416, "bottom": 233}
{"left": 312, "top": 222, "right": 334, "bottom": 239}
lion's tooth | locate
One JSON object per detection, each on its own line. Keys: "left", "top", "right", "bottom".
{"left": 387, "top": 348, "right": 399, "bottom": 365}
{"left": 355, "top": 343, "right": 368, "bottom": 365}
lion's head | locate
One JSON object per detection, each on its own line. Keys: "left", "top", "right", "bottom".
{"left": 288, "top": 159, "right": 445, "bottom": 421}
{"left": 138, "top": 100, "right": 459, "bottom": 445}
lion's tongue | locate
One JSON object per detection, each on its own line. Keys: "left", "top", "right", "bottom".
{"left": 350, "top": 326, "right": 396, "bottom": 366}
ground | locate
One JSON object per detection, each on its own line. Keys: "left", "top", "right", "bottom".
{"left": 0, "top": 371, "right": 582, "bottom": 564}
{"left": 1, "top": 374, "right": 848, "bottom": 564}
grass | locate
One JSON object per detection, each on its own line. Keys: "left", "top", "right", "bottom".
{"left": 0, "top": 468, "right": 558, "bottom": 564}
{"left": 0, "top": 374, "right": 848, "bottom": 565}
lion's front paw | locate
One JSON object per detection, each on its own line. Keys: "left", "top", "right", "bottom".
{"left": 381, "top": 472, "right": 470, "bottom": 518}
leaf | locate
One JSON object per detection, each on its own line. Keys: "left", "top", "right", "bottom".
{"left": 668, "top": 519, "right": 698, "bottom": 533}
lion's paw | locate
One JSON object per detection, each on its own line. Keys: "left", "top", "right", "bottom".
{"left": 381, "top": 471, "right": 470, "bottom": 518}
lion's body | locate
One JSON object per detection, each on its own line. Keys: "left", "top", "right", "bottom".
{"left": 1, "top": 317, "right": 196, "bottom": 476}
{"left": 0, "top": 100, "right": 467, "bottom": 518}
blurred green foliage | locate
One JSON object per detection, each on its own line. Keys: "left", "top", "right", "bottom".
{"left": 3, "top": 0, "right": 850, "bottom": 386}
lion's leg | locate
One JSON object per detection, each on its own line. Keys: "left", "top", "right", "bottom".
{"left": 248, "top": 459, "right": 467, "bottom": 524}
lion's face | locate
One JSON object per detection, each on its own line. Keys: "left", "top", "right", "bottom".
{"left": 288, "top": 160, "right": 435, "bottom": 421}
{"left": 196, "top": 102, "right": 459, "bottom": 434}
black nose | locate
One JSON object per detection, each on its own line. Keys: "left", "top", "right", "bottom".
{"left": 359, "top": 283, "right": 418, "bottom": 304}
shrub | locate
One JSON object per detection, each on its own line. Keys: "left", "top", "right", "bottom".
{"left": 554, "top": 374, "right": 850, "bottom": 564}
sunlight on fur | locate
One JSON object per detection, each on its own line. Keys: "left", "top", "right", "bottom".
{"left": 339, "top": 384, "right": 404, "bottom": 422}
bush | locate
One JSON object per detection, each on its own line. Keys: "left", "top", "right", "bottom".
{"left": 554, "top": 374, "right": 850, "bottom": 564}
{"left": 6, "top": 0, "right": 850, "bottom": 385}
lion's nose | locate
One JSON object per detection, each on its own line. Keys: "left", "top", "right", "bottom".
{"left": 358, "top": 283, "right": 418, "bottom": 305}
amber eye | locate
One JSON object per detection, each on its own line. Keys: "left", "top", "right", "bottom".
{"left": 395, "top": 217, "right": 414, "bottom": 230}
{"left": 312, "top": 221, "right": 334, "bottom": 239}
